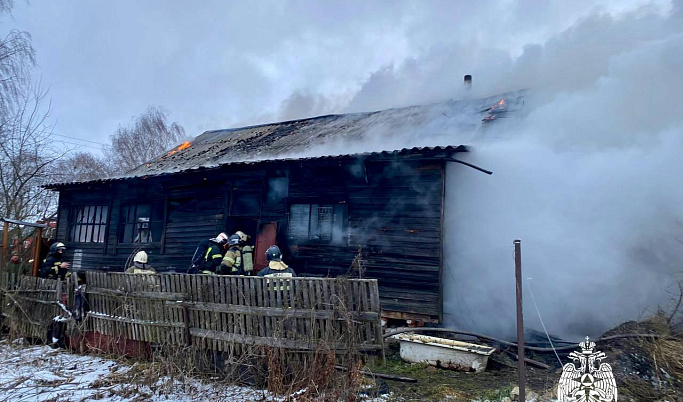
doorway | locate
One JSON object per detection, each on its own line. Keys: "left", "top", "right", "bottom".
{"left": 254, "top": 222, "right": 278, "bottom": 271}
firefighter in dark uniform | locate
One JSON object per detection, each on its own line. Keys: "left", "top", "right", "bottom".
{"left": 258, "top": 245, "right": 296, "bottom": 306}
{"left": 40, "top": 242, "right": 71, "bottom": 280}
{"left": 220, "top": 234, "right": 244, "bottom": 275}
{"left": 190, "top": 233, "right": 228, "bottom": 274}
{"left": 258, "top": 245, "right": 296, "bottom": 279}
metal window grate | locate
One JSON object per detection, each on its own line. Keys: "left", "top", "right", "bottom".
{"left": 69, "top": 205, "right": 109, "bottom": 243}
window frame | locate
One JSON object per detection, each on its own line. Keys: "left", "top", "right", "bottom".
{"left": 287, "top": 202, "right": 348, "bottom": 245}
{"left": 68, "top": 204, "right": 110, "bottom": 244}
{"left": 116, "top": 201, "right": 165, "bottom": 245}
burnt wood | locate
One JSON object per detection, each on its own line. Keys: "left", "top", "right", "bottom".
{"left": 51, "top": 153, "right": 455, "bottom": 321}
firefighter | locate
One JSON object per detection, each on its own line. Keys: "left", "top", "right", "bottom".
{"left": 258, "top": 245, "right": 296, "bottom": 305}
{"left": 257, "top": 245, "right": 296, "bottom": 279}
{"left": 40, "top": 242, "right": 71, "bottom": 280}
{"left": 190, "top": 233, "right": 227, "bottom": 274}
{"left": 235, "top": 230, "right": 254, "bottom": 275}
{"left": 125, "top": 251, "right": 156, "bottom": 274}
{"left": 221, "top": 234, "right": 244, "bottom": 275}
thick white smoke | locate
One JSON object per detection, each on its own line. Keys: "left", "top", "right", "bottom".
{"left": 443, "top": 5, "right": 683, "bottom": 340}
{"left": 272, "top": 2, "right": 683, "bottom": 340}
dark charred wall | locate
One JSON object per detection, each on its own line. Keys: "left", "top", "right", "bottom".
{"left": 54, "top": 157, "right": 446, "bottom": 321}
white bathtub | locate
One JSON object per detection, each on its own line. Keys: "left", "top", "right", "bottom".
{"left": 391, "top": 333, "right": 496, "bottom": 372}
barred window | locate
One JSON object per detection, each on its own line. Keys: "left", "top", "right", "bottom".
{"left": 69, "top": 205, "right": 109, "bottom": 243}
{"left": 118, "top": 202, "right": 164, "bottom": 243}
{"left": 288, "top": 203, "right": 347, "bottom": 244}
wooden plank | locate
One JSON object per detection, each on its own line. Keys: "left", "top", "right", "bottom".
{"left": 189, "top": 328, "right": 381, "bottom": 352}
{"left": 87, "top": 287, "right": 184, "bottom": 301}
{"left": 88, "top": 312, "right": 185, "bottom": 328}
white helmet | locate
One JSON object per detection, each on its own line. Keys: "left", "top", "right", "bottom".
{"left": 134, "top": 251, "right": 148, "bottom": 264}
{"left": 215, "top": 232, "right": 228, "bottom": 245}
{"left": 235, "top": 231, "right": 250, "bottom": 243}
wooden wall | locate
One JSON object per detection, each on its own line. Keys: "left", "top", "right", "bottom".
{"left": 54, "top": 157, "right": 446, "bottom": 321}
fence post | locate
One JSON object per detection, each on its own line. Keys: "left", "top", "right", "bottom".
{"left": 514, "top": 239, "right": 526, "bottom": 402}
{"left": 31, "top": 228, "right": 43, "bottom": 277}
{"left": 1, "top": 220, "right": 8, "bottom": 275}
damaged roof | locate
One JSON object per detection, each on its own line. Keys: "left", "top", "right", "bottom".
{"left": 48, "top": 91, "right": 524, "bottom": 188}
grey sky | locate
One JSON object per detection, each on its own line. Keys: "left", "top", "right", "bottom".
{"left": 4, "top": 0, "right": 670, "bottom": 151}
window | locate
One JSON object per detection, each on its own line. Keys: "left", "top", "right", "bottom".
{"left": 69, "top": 205, "right": 109, "bottom": 243}
{"left": 229, "top": 178, "right": 262, "bottom": 216}
{"left": 118, "top": 202, "right": 164, "bottom": 243}
{"left": 230, "top": 193, "right": 261, "bottom": 216}
{"left": 267, "top": 177, "right": 288, "bottom": 204}
{"left": 288, "top": 203, "right": 347, "bottom": 244}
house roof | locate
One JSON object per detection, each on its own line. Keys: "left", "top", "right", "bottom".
{"left": 46, "top": 90, "right": 524, "bottom": 188}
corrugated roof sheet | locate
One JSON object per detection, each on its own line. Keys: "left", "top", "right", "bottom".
{"left": 47, "top": 90, "right": 524, "bottom": 188}
{"left": 45, "top": 145, "right": 468, "bottom": 188}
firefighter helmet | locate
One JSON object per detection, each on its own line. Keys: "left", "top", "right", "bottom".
{"left": 50, "top": 242, "right": 66, "bottom": 253}
{"left": 265, "top": 245, "right": 282, "bottom": 262}
{"left": 215, "top": 232, "right": 228, "bottom": 245}
{"left": 235, "top": 230, "right": 250, "bottom": 243}
{"left": 134, "top": 251, "right": 148, "bottom": 264}
{"left": 228, "top": 234, "right": 241, "bottom": 246}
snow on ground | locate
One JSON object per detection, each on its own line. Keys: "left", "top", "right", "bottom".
{"left": 0, "top": 339, "right": 392, "bottom": 402}
{"left": 0, "top": 339, "right": 268, "bottom": 401}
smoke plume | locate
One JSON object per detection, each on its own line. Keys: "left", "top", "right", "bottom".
{"left": 442, "top": 5, "right": 683, "bottom": 339}
{"left": 293, "top": 2, "right": 683, "bottom": 340}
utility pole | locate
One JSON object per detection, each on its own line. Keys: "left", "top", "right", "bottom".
{"left": 514, "top": 239, "right": 526, "bottom": 401}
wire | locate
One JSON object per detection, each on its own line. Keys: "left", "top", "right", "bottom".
{"left": 53, "top": 134, "right": 106, "bottom": 146}
{"left": 53, "top": 140, "right": 102, "bottom": 150}
{"left": 527, "top": 277, "right": 563, "bottom": 366}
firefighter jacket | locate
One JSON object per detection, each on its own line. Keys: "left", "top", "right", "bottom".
{"left": 257, "top": 261, "right": 296, "bottom": 278}
{"left": 241, "top": 245, "right": 254, "bottom": 274}
{"left": 200, "top": 241, "right": 224, "bottom": 274}
{"left": 221, "top": 246, "right": 245, "bottom": 275}
{"left": 40, "top": 253, "right": 68, "bottom": 280}
{"left": 258, "top": 261, "right": 296, "bottom": 293}
{"left": 125, "top": 262, "right": 157, "bottom": 274}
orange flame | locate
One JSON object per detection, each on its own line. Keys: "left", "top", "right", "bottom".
{"left": 166, "top": 141, "right": 191, "bottom": 157}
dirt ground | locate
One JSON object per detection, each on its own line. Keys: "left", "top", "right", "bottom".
{"left": 365, "top": 342, "right": 559, "bottom": 401}
{"left": 367, "top": 316, "right": 683, "bottom": 401}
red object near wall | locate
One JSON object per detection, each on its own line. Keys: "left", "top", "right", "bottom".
{"left": 254, "top": 222, "right": 278, "bottom": 272}
{"left": 68, "top": 332, "right": 151, "bottom": 359}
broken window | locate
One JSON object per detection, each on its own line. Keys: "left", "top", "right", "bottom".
{"left": 118, "top": 202, "right": 164, "bottom": 244}
{"left": 288, "top": 203, "right": 348, "bottom": 244}
{"left": 267, "top": 176, "right": 289, "bottom": 204}
{"left": 230, "top": 192, "right": 261, "bottom": 216}
{"left": 69, "top": 205, "right": 109, "bottom": 243}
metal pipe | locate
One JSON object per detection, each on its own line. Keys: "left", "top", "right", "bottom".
{"left": 445, "top": 158, "right": 493, "bottom": 175}
{"left": 514, "top": 239, "right": 526, "bottom": 402}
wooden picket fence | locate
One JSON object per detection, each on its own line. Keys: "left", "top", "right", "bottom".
{"left": 1, "top": 273, "right": 66, "bottom": 341}
{"left": 84, "top": 272, "right": 383, "bottom": 355}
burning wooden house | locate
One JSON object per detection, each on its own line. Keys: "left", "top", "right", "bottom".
{"left": 45, "top": 91, "right": 524, "bottom": 323}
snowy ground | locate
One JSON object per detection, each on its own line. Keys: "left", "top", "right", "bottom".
{"left": 0, "top": 339, "right": 273, "bottom": 401}
{"left": 0, "top": 339, "right": 392, "bottom": 402}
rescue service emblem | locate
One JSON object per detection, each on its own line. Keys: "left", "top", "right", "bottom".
{"left": 558, "top": 337, "right": 617, "bottom": 401}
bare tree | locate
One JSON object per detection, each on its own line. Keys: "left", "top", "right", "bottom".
{"left": 0, "top": 85, "right": 62, "bottom": 221}
{"left": 0, "top": 2, "right": 35, "bottom": 117}
{"left": 0, "top": 0, "right": 15, "bottom": 13}
{"left": 104, "top": 105, "right": 186, "bottom": 174}
{"left": 53, "top": 151, "right": 111, "bottom": 183}
{"left": 0, "top": 4, "right": 60, "bottom": 222}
